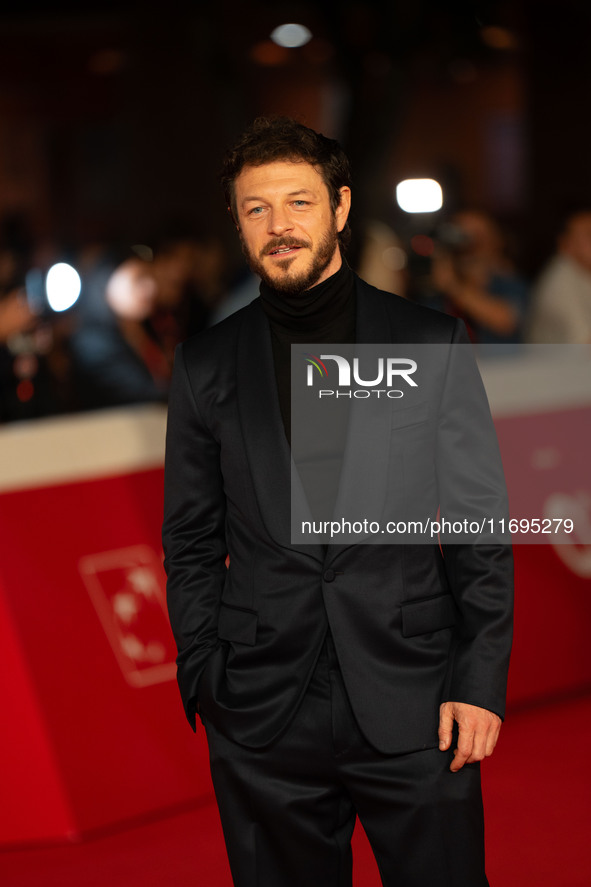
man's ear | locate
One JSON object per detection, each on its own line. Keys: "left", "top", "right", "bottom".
{"left": 227, "top": 205, "right": 240, "bottom": 231}
{"left": 335, "top": 186, "right": 352, "bottom": 232}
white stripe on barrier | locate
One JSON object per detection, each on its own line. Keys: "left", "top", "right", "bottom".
{"left": 0, "top": 404, "right": 167, "bottom": 493}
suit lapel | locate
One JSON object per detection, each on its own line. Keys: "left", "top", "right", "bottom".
{"left": 237, "top": 300, "right": 325, "bottom": 563}
{"left": 326, "top": 278, "right": 395, "bottom": 564}
{"left": 354, "top": 277, "right": 392, "bottom": 344}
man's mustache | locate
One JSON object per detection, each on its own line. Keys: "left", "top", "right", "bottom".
{"left": 261, "top": 237, "right": 311, "bottom": 258}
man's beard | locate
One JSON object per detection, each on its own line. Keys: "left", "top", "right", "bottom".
{"left": 241, "top": 220, "right": 339, "bottom": 296}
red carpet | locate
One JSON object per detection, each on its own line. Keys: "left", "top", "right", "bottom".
{"left": 2, "top": 695, "right": 589, "bottom": 887}
{"left": 484, "top": 694, "right": 591, "bottom": 887}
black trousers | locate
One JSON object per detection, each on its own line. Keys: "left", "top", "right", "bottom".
{"left": 203, "top": 635, "right": 489, "bottom": 887}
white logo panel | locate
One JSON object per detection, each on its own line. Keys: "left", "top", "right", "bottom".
{"left": 79, "top": 545, "right": 176, "bottom": 687}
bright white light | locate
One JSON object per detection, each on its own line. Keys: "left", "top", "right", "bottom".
{"left": 270, "top": 23, "right": 312, "bottom": 48}
{"left": 396, "top": 179, "right": 443, "bottom": 213}
{"left": 45, "top": 263, "right": 82, "bottom": 312}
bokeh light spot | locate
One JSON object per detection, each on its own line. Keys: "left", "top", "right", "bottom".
{"left": 270, "top": 24, "right": 312, "bottom": 49}
{"left": 396, "top": 179, "right": 443, "bottom": 213}
{"left": 410, "top": 235, "right": 435, "bottom": 257}
{"left": 45, "top": 263, "right": 81, "bottom": 313}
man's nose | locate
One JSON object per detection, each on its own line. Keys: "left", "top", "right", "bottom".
{"left": 268, "top": 207, "right": 293, "bottom": 236}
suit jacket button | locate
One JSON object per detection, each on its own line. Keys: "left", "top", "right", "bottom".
{"left": 323, "top": 569, "right": 336, "bottom": 582}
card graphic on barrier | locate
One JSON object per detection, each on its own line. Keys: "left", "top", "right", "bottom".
{"left": 79, "top": 545, "right": 176, "bottom": 687}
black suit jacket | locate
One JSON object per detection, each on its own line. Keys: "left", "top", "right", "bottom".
{"left": 162, "top": 276, "right": 513, "bottom": 754}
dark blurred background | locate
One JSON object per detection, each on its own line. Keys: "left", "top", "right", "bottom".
{"left": 0, "top": 0, "right": 589, "bottom": 419}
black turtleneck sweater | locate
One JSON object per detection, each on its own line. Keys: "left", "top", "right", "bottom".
{"left": 259, "top": 260, "right": 356, "bottom": 444}
{"left": 260, "top": 261, "right": 356, "bottom": 524}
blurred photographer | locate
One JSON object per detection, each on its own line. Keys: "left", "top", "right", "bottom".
{"left": 527, "top": 209, "right": 591, "bottom": 343}
{"left": 69, "top": 253, "right": 171, "bottom": 410}
{"left": 0, "top": 240, "right": 75, "bottom": 423}
{"left": 0, "top": 288, "right": 36, "bottom": 342}
{"left": 429, "top": 210, "right": 528, "bottom": 344}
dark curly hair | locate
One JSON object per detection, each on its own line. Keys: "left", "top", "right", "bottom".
{"left": 220, "top": 116, "right": 352, "bottom": 250}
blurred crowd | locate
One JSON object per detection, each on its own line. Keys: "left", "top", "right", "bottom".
{"left": 0, "top": 221, "right": 232, "bottom": 423}
{"left": 1, "top": 207, "right": 591, "bottom": 425}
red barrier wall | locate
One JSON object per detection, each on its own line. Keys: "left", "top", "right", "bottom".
{"left": 0, "top": 408, "right": 213, "bottom": 847}
{"left": 493, "top": 404, "right": 591, "bottom": 708}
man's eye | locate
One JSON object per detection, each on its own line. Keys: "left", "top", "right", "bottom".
{"left": 292, "top": 200, "right": 308, "bottom": 207}
{"left": 248, "top": 206, "right": 264, "bottom": 215}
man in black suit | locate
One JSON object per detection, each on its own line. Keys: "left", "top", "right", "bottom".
{"left": 162, "top": 117, "right": 513, "bottom": 887}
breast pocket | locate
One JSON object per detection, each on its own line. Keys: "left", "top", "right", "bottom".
{"left": 390, "top": 400, "right": 429, "bottom": 431}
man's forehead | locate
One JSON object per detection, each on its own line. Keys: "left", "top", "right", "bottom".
{"left": 235, "top": 160, "right": 325, "bottom": 196}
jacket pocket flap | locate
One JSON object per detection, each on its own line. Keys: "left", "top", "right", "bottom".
{"left": 401, "top": 594, "right": 456, "bottom": 637}
{"left": 218, "top": 604, "right": 258, "bottom": 646}
{"left": 390, "top": 401, "right": 429, "bottom": 430}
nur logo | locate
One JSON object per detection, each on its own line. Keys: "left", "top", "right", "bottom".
{"left": 303, "top": 352, "right": 418, "bottom": 399}
{"left": 304, "top": 354, "right": 329, "bottom": 385}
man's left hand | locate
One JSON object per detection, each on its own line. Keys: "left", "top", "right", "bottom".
{"left": 438, "top": 701, "right": 502, "bottom": 772}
